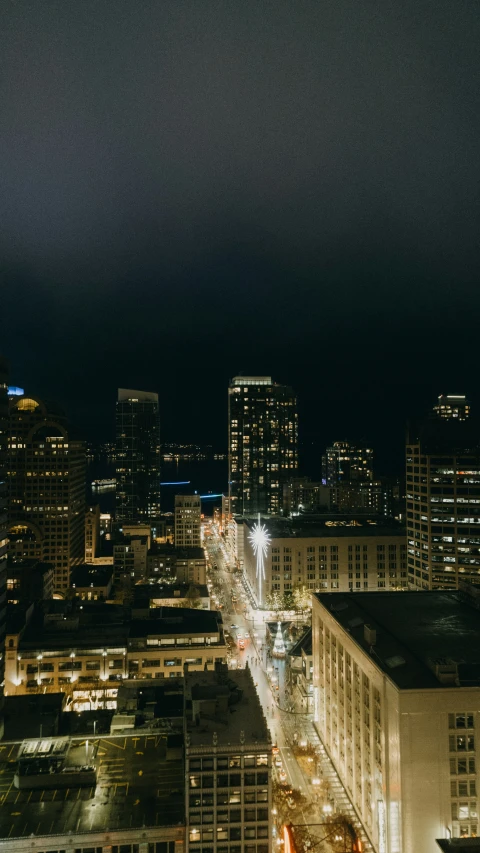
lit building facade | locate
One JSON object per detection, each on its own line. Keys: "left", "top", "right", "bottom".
{"left": 5, "top": 602, "right": 228, "bottom": 709}
{"left": 185, "top": 666, "right": 272, "bottom": 853}
{"left": 434, "top": 394, "right": 470, "bottom": 421}
{"left": 322, "top": 441, "right": 374, "bottom": 486}
{"left": 7, "top": 395, "right": 85, "bottom": 593}
{"left": 175, "top": 494, "right": 202, "bottom": 548}
{"left": 242, "top": 517, "right": 407, "bottom": 605}
{"left": 228, "top": 376, "right": 298, "bottom": 517}
{"left": 406, "top": 415, "right": 480, "bottom": 590}
{"left": 312, "top": 587, "right": 480, "bottom": 852}
{"left": 0, "top": 356, "right": 8, "bottom": 737}
{"left": 115, "top": 388, "right": 161, "bottom": 525}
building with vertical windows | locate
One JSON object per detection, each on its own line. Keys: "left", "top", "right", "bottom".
{"left": 322, "top": 441, "right": 374, "bottom": 486}
{"left": 175, "top": 494, "right": 202, "bottom": 548}
{"left": 0, "top": 356, "right": 8, "bottom": 738}
{"left": 242, "top": 516, "right": 407, "bottom": 606}
{"left": 115, "top": 388, "right": 161, "bottom": 525}
{"left": 85, "top": 503, "right": 100, "bottom": 562}
{"left": 228, "top": 376, "right": 298, "bottom": 517}
{"left": 7, "top": 395, "right": 85, "bottom": 594}
{"left": 312, "top": 586, "right": 480, "bottom": 853}
{"left": 185, "top": 664, "right": 271, "bottom": 853}
{"left": 406, "top": 412, "right": 480, "bottom": 590}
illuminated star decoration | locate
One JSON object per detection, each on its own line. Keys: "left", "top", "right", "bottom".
{"left": 248, "top": 513, "right": 271, "bottom": 606}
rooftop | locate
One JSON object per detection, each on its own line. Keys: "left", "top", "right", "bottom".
{"left": 135, "top": 583, "right": 209, "bottom": 600}
{"left": 11, "top": 601, "right": 222, "bottom": 651}
{"left": 185, "top": 665, "right": 270, "bottom": 747}
{"left": 315, "top": 590, "right": 480, "bottom": 690}
{"left": 71, "top": 564, "right": 113, "bottom": 587}
{"left": 0, "top": 733, "right": 183, "bottom": 840}
{"left": 243, "top": 515, "right": 405, "bottom": 539}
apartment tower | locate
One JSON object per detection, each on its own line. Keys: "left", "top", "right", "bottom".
{"left": 228, "top": 376, "right": 298, "bottom": 516}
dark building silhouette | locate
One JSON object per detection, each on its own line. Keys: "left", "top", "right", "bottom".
{"left": 0, "top": 356, "right": 8, "bottom": 737}
{"left": 115, "top": 388, "right": 161, "bottom": 526}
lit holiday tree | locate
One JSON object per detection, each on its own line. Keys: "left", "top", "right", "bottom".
{"left": 272, "top": 620, "right": 286, "bottom": 658}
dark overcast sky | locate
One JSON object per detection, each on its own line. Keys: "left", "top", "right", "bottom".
{"left": 1, "top": 1, "right": 479, "bottom": 473}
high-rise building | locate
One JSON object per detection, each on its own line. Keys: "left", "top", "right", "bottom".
{"left": 228, "top": 375, "right": 298, "bottom": 516}
{"left": 175, "top": 494, "right": 201, "bottom": 548}
{"left": 115, "top": 388, "right": 161, "bottom": 525}
{"left": 7, "top": 395, "right": 85, "bottom": 593}
{"left": 434, "top": 394, "right": 470, "bottom": 421}
{"left": 322, "top": 440, "right": 374, "bottom": 486}
{"left": 0, "top": 357, "right": 8, "bottom": 737}
{"left": 184, "top": 664, "right": 271, "bottom": 853}
{"left": 406, "top": 408, "right": 480, "bottom": 590}
{"left": 312, "top": 586, "right": 480, "bottom": 851}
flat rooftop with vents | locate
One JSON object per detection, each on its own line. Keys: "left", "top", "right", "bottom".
{"left": 0, "top": 732, "right": 184, "bottom": 851}
{"left": 314, "top": 588, "right": 480, "bottom": 690}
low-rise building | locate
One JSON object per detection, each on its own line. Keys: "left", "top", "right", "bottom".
{"left": 286, "top": 627, "right": 313, "bottom": 712}
{"left": 6, "top": 559, "right": 54, "bottom": 604}
{"left": 243, "top": 515, "right": 407, "bottom": 606}
{"left": 312, "top": 584, "right": 480, "bottom": 853}
{"left": 133, "top": 583, "right": 210, "bottom": 611}
{"left": 5, "top": 600, "right": 228, "bottom": 710}
{"left": 185, "top": 664, "right": 272, "bottom": 853}
{"left": 147, "top": 544, "right": 207, "bottom": 585}
{"left": 71, "top": 563, "right": 113, "bottom": 600}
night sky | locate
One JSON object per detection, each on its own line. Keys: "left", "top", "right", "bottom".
{"left": 1, "top": 1, "right": 479, "bottom": 474}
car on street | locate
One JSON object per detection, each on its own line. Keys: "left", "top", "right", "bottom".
{"left": 244, "top": 632, "right": 250, "bottom": 639}
{"left": 230, "top": 624, "right": 239, "bottom": 629}
{"left": 238, "top": 638, "right": 245, "bottom": 650}
{"left": 274, "top": 755, "right": 282, "bottom": 767}
{"left": 272, "top": 744, "right": 279, "bottom": 754}
{"left": 279, "top": 770, "right": 287, "bottom": 783}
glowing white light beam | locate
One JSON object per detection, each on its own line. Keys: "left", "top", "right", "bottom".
{"left": 248, "top": 513, "right": 271, "bottom": 606}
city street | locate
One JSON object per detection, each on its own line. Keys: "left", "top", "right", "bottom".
{"left": 204, "top": 524, "right": 373, "bottom": 853}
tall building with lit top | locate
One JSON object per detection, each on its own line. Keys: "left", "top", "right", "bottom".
{"left": 406, "top": 402, "right": 480, "bottom": 590}
{"left": 0, "top": 357, "right": 8, "bottom": 737}
{"left": 322, "top": 440, "right": 374, "bottom": 486}
{"left": 228, "top": 376, "right": 298, "bottom": 516}
{"left": 7, "top": 395, "right": 85, "bottom": 593}
{"left": 434, "top": 394, "right": 470, "bottom": 421}
{"left": 115, "top": 388, "right": 161, "bottom": 525}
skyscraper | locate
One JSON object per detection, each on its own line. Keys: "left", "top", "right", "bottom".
{"left": 115, "top": 389, "right": 161, "bottom": 525}
{"left": 228, "top": 375, "right": 298, "bottom": 516}
{"left": 321, "top": 440, "right": 374, "bottom": 486}
{"left": 0, "top": 357, "right": 8, "bottom": 737}
{"left": 7, "top": 394, "right": 85, "bottom": 593}
{"left": 406, "top": 398, "right": 480, "bottom": 590}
